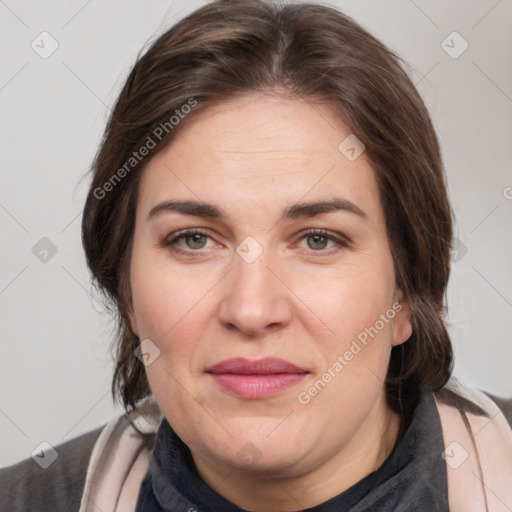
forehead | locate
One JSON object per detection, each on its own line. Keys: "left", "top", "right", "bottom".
{"left": 162, "top": 95, "right": 346, "bottom": 166}
{"left": 138, "top": 95, "right": 381, "bottom": 221}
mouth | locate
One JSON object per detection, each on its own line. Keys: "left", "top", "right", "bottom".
{"left": 206, "top": 357, "right": 309, "bottom": 399}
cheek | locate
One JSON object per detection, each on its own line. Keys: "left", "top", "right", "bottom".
{"left": 129, "top": 249, "right": 218, "bottom": 371}
{"left": 294, "top": 259, "right": 395, "bottom": 338}
{"left": 130, "top": 266, "right": 213, "bottom": 414}
{"left": 294, "top": 261, "right": 397, "bottom": 401}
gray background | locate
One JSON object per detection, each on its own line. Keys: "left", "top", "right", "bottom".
{"left": 1, "top": 0, "right": 511, "bottom": 468}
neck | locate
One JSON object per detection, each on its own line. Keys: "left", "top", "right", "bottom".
{"left": 191, "top": 393, "right": 402, "bottom": 511}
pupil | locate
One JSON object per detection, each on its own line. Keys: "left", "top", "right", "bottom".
{"left": 187, "top": 234, "right": 206, "bottom": 249}
{"left": 309, "top": 234, "right": 327, "bottom": 250}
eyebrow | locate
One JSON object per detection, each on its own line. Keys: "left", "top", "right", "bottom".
{"left": 147, "top": 197, "right": 367, "bottom": 223}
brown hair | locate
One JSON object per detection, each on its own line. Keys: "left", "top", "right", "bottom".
{"left": 81, "top": 0, "right": 453, "bottom": 426}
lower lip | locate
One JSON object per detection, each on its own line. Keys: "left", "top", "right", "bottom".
{"left": 209, "top": 373, "right": 307, "bottom": 399}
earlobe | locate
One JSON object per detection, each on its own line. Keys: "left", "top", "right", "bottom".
{"left": 393, "top": 319, "right": 412, "bottom": 347}
{"left": 392, "top": 293, "right": 413, "bottom": 347}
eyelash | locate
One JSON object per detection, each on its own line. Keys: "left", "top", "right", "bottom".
{"left": 163, "top": 228, "right": 350, "bottom": 256}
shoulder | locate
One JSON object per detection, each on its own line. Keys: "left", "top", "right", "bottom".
{"left": 0, "top": 399, "right": 161, "bottom": 512}
{"left": 0, "top": 426, "right": 103, "bottom": 512}
{"left": 483, "top": 391, "right": 512, "bottom": 428}
{"left": 434, "top": 378, "right": 512, "bottom": 429}
{"left": 433, "top": 379, "right": 512, "bottom": 511}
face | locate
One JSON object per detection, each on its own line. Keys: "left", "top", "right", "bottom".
{"left": 128, "top": 95, "right": 412, "bottom": 480}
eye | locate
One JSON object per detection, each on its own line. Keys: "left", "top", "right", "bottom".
{"left": 163, "top": 227, "right": 350, "bottom": 256}
{"left": 296, "top": 229, "right": 349, "bottom": 253}
{"left": 164, "top": 229, "right": 214, "bottom": 253}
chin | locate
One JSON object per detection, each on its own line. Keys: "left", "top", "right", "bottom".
{"left": 213, "top": 421, "right": 310, "bottom": 473}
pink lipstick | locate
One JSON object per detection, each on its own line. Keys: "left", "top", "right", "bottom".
{"left": 206, "top": 357, "right": 308, "bottom": 399}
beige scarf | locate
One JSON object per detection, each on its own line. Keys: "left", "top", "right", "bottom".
{"left": 78, "top": 379, "right": 512, "bottom": 512}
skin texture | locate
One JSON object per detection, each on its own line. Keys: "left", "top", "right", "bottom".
{"left": 128, "top": 94, "right": 413, "bottom": 511}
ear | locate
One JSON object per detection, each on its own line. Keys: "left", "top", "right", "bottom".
{"left": 391, "top": 291, "right": 412, "bottom": 347}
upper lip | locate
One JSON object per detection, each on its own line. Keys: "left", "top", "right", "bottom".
{"left": 206, "top": 357, "right": 308, "bottom": 375}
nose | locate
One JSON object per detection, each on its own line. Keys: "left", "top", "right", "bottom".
{"left": 217, "top": 248, "right": 293, "bottom": 337}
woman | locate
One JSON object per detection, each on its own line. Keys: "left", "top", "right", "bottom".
{"left": 2, "top": 0, "right": 511, "bottom": 511}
